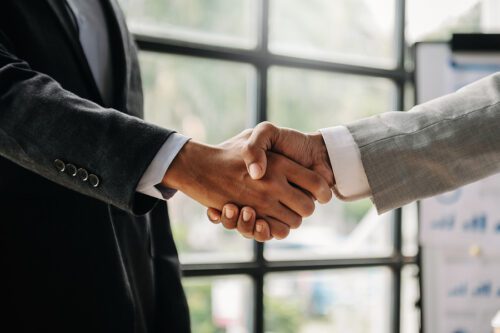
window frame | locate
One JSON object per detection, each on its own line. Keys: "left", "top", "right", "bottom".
{"left": 133, "top": 1, "right": 417, "bottom": 332}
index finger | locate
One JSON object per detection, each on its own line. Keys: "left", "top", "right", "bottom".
{"left": 284, "top": 160, "right": 333, "bottom": 204}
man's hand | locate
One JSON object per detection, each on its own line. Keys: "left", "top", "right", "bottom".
{"left": 163, "top": 133, "right": 332, "bottom": 240}
{"left": 206, "top": 205, "right": 270, "bottom": 241}
{"left": 243, "top": 122, "right": 334, "bottom": 185}
{"left": 206, "top": 122, "right": 335, "bottom": 241}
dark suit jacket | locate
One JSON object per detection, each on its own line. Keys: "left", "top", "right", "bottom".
{"left": 0, "top": 1, "right": 190, "bottom": 332}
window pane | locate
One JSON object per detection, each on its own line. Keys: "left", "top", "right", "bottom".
{"left": 265, "top": 267, "right": 392, "bottom": 333}
{"left": 139, "top": 52, "right": 255, "bottom": 263}
{"left": 406, "top": 0, "right": 488, "bottom": 45}
{"left": 119, "top": 0, "right": 258, "bottom": 49}
{"left": 184, "top": 275, "right": 253, "bottom": 333}
{"left": 268, "top": 67, "right": 395, "bottom": 130}
{"left": 406, "top": 0, "right": 500, "bottom": 69}
{"left": 402, "top": 203, "right": 419, "bottom": 257}
{"left": 266, "top": 67, "right": 395, "bottom": 260}
{"left": 269, "top": 0, "right": 396, "bottom": 68}
{"left": 401, "top": 265, "right": 420, "bottom": 333}
{"left": 404, "top": 83, "right": 415, "bottom": 111}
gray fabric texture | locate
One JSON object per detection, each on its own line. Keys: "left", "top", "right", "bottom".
{"left": 346, "top": 72, "right": 500, "bottom": 213}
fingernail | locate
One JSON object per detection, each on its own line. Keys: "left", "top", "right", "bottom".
{"left": 225, "top": 208, "right": 235, "bottom": 219}
{"left": 249, "top": 163, "right": 262, "bottom": 179}
{"left": 242, "top": 210, "right": 252, "bottom": 222}
{"left": 256, "top": 223, "right": 263, "bottom": 233}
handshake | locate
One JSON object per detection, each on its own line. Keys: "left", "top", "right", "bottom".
{"left": 163, "top": 122, "right": 336, "bottom": 242}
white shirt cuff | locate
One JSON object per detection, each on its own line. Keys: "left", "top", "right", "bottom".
{"left": 136, "top": 133, "right": 190, "bottom": 200}
{"left": 319, "top": 126, "right": 371, "bottom": 201}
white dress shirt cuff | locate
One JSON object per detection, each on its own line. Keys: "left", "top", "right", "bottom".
{"left": 136, "top": 133, "right": 190, "bottom": 200}
{"left": 319, "top": 126, "right": 371, "bottom": 201}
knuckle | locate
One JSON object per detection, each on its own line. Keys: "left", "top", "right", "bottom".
{"left": 301, "top": 200, "right": 315, "bottom": 218}
{"left": 310, "top": 174, "right": 326, "bottom": 193}
{"left": 289, "top": 215, "right": 302, "bottom": 229}
{"left": 222, "top": 219, "right": 236, "bottom": 230}
{"left": 258, "top": 121, "right": 275, "bottom": 133}
{"left": 242, "top": 233, "right": 255, "bottom": 239}
{"left": 241, "top": 128, "right": 253, "bottom": 137}
{"left": 238, "top": 222, "right": 253, "bottom": 234}
{"left": 256, "top": 232, "right": 271, "bottom": 243}
{"left": 241, "top": 143, "right": 253, "bottom": 158}
{"left": 272, "top": 154, "right": 286, "bottom": 168}
{"left": 272, "top": 224, "right": 290, "bottom": 240}
{"left": 275, "top": 228, "right": 290, "bottom": 240}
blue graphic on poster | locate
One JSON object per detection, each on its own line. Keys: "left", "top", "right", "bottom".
{"left": 432, "top": 216, "right": 455, "bottom": 230}
{"left": 447, "top": 284, "right": 467, "bottom": 297}
{"left": 472, "top": 282, "right": 492, "bottom": 297}
{"left": 462, "top": 215, "right": 487, "bottom": 233}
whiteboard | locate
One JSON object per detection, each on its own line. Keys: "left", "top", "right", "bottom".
{"left": 415, "top": 42, "right": 500, "bottom": 333}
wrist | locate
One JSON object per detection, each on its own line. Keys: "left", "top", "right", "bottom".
{"left": 309, "top": 131, "right": 335, "bottom": 186}
{"left": 162, "top": 140, "right": 213, "bottom": 192}
{"left": 309, "top": 131, "right": 330, "bottom": 167}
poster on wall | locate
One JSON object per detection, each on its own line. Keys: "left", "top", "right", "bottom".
{"left": 416, "top": 37, "right": 500, "bottom": 333}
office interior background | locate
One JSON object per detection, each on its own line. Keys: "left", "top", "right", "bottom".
{"left": 116, "top": 0, "right": 500, "bottom": 332}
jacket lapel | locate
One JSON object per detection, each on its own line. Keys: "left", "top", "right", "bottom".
{"left": 45, "top": 0, "right": 103, "bottom": 105}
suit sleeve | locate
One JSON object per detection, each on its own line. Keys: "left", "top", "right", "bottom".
{"left": 0, "top": 39, "right": 173, "bottom": 215}
{"left": 345, "top": 72, "right": 500, "bottom": 214}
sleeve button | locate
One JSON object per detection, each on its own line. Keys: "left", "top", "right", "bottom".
{"left": 65, "top": 164, "right": 77, "bottom": 176}
{"left": 54, "top": 159, "right": 66, "bottom": 172}
{"left": 76, "top": 168, "right": 89, "bottom": 182}
{"left": 88, "top": 174, "right": 100, "bottom": 188}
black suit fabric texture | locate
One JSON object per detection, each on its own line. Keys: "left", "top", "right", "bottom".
{"left": 0, "top": 1, "right": 190, "bottom": 332}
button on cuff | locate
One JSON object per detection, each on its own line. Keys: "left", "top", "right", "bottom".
{"left": 76, "top": 168, "right": 89, "bottom": 181}
{"left": 65, "top": 164, "right": 77, "bottom": 176}
{"left": 88, "top": 174, "right": 100, "bottom": 188}
{"left": 54, "top": 159, "right": 66, "bottom": 172}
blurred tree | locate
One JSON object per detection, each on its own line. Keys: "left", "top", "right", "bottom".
{"left": 265, "top": 296, "right": 303, "bottom": 333}
{"left": 184, "top": 283, "right": 223, "bottom": 333}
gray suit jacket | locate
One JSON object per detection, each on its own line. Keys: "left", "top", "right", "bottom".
{"left": 347, "top": 72, "right": 500, "bottom": 213}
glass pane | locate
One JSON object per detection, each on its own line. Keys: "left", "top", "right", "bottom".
{"left": 266, "top": 67, "right": 395, "bottom": 260}
{"left": 265, "top": 267, "right": 392, "bottom": 333}
{"left": 184, "top": 275, "right": 253, "bottom": 333}
{"left": 401, "top": 265, "right": 420, "bottom": 333}
{"left": 404, "top": 83, "right": 415, "bottom": 111}
{"left": 119, "top": 0, "right": 258, "bottom": 49}
{"left": 139, "top": 51, "right": 255, "bottom": 263}
{"left": 406, "top": 0, "right": 491, "bottom": 45}
{"left": 268, "top": 67, "right": 395, "bottom": 130}
{"left": 269, "top": 0, "right": 396, "bottom": 68}
{"left": 402, "top": 203, "right": 419, "bottom": 257}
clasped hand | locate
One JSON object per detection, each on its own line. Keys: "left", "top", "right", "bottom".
{"left": 162, "top": 123, "right": 333, "bottom": 241}
{"left": 205, "top": 122, "right": 335, "bottom": 241}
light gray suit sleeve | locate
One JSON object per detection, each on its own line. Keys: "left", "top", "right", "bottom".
{"left": 346, "top": 72, "right": 500, "bottom": 213}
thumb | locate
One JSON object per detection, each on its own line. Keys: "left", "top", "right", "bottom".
{"left": 242, "top": 122, "right": 279, "bottom": 180}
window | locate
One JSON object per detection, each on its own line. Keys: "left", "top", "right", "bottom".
{"left": 119, "top": 0, "right": 413, "bottom": 332}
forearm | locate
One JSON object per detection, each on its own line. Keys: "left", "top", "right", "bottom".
{"left": 346, "top": 72, "right": 500, "bottom": 213}
{"left": 0, "top": 44, "right": 173, "bottom": 214}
